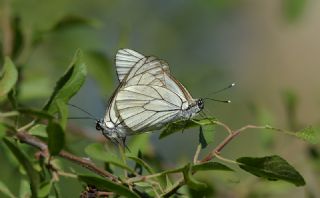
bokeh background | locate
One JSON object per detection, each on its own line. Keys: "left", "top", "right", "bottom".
{"left": 1, "top": 0, "right": 320, "bottom": 197}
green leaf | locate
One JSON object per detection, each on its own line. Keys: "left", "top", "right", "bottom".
{"left": 127, "top": 155, "right": 155, "bottom": 174}
{"left": 52, "top": 15, "right": 100, "bottom": 31}
{"left": 18, "top": 108, "right": 54, "bottom": 120}
{"left": 0, "top": 180, "right": 15, "bottom": 198}
{"left": 157, "top": 166, "right": 186, "bottom": 176}
{"left": 43, "top": 50, "right": 87, "bottom": 114}
{"left": 84, "top": 143, "right": 134, "bottom": 172}
{"left": 160, "top": 120, "right": 197, "bottom": 139}
{"left": 19, "top": 179, "right": 31, "bottom": 198}
{"left": 0, "top": 123, "right": 6, "bottom": 138}
{"left": 192, "top": 162, "right": 234, "bottom": 172}
{"left": 294, "top": 126, "right": 320, "bottom": 144}
{"left": 29, "top": 124, "right": 47, "bottom": 138}
{"left": 160, "top": 117, "right": 216, "bottom": 139}
{"left": 0, "top": 57, "right": 18, "bottom": 99}
{"left": 3, "top": 138, "right": 39, "bottom": 198}
{"left": 78, "top": 175, "right": 140, "bottom": 198}
{"left": 237, "top": 155, "right": 306, "bottom": 186}
{"left": 283, "top": 0, "right": 307, "bottom": 22}
{"left": 201, "top": 121, "right": 215, "bottom": 146}
{"left": 8, "top": 89, "right": 17, "bottom": 109}
{"left": 38, "top": 181, "right": 53, "bottom": 197}
{"left": 183, "top": 163, "right": 207, "bottom": 190}
{"left": 56, "top": 100, "right": 68, "bottom": 129}
{"left": 46, "top": 121, "right": 65, "bottom": 155}
{"left": 127, "top": 133, "right": 151, "bottom": 156}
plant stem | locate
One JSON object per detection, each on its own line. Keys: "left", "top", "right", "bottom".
{"left": 0, "top": 111, "right": 19, "bottom": 118}
{"left": 193, "top": 144, "right": 202, "bottom": 164}
{"left": 162, "top": 123, "right": 267, "bottom": 196}
{"left": 15, "top": 131, "right": 119, "bottom": 182}
{"left": 201, "top": 125, "right": 266, "bottom": 163}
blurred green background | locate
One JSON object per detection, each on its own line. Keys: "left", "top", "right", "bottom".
{"left": 1, "top": 0, "right": 320, "bottom": 197}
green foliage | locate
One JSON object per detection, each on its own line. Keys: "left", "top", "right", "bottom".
{"left": 85, "top": 143, "right": 134, "bottom": 172}
{"left": 295, "top": 126, "right": 320, "bottom": 144}
{"left": 0, "top": 57, "right": 18, "bottom": 100}
{"left": 192, "top": 162, "right": 234, "bottom": 172}
{"left": 17, "top": 108, "right": 54, "bottom": 120}
{"left": 47, "top": 121, "right": 65, "bottom": 156}
{"left": 283, "top": 0, "right": 307, "bottom": 22}
{"left": 0, "top": 1, "right": 316, "bottom": 196}
{"left": 183, "top": 163, "right": 207, "bottom": 190}
{"left": 43, "top": 50, "right": 87, "bottom": 114}
{"left": 78, "top": 175, "right": 140, "bottom": 198}
{"left": 3, "top": 138, "right": 39, "bottom": 198}
{"left": 237, "top": 155, "right": 306, "bottom": 186}
{"left": 0, "top": 180, "right": 15, "bottom": 198}
{"left": 38, "top": 180, "right": 53, "bottom": 198}
{"left": 160, "top": 117, "right": 216, "bottom": 139}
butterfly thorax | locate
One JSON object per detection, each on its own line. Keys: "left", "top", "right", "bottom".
{"left": 181, "top": 98, "right": 204, "bottom": 119}
{"left": 96, "top": 119, "right": 130, "bottom": 140}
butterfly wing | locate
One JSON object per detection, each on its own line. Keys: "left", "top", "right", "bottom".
{"left": 115, "top": 56, "right": 194, "bottom": 132}
{"left": 115, "top": 49, "right": 145, "bottom": 82}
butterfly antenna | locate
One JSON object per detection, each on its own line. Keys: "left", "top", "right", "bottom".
{"left": 68, "top": 116, "right": 97, "bottom": 121}
{"left": 67, "top": 103, "right": 99, "bottom": 121}
{"left": 203, "top": 98, "right": 231, "bottom": 103}
{"left": 206, "top": 82, "right": 235, "bottom": 96}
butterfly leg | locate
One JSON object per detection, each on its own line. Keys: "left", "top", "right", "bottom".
{"left": 181, "top": 115, "right": 192, "bottom": 133}
{"left": 120, "top": 136, "right": 131, "bottom": 153}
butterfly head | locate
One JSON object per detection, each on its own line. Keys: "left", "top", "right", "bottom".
{"left": 197, "top": 98, "right": 204, "bottom": 110}
{"left": 95, "top": 119, "right": 104, "bottom": 131}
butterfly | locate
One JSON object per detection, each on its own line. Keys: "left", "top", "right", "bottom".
{"left": 96, "top": 49, "right": 204, "bottom": 144}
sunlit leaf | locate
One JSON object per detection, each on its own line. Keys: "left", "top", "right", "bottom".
{"left": 29, "top": 124, "right": 47, "bottom": 138}
{"left": 19, "top": 179, "right": 31, "bottom": 198}
{"left": 160, "top": 117, "right": 216, "bottom": 139}
{"left": 237, "top": 155, "right": 305, "bottom": 186}
{"left": 127, "top": 155, "right": 155, "bottom": 174}
{"left": 56, "top": 100, "right": 68, "bottom": 129}
{"left": 201, "top": 125, "right": 216, "bottom": 150}
{"left": 0, "top": 180, "right": 15, "bottom": 198}
{"left": 84, "top": 143, "right": 134, "bottom": 172}
{"left": 157, "top": 166, "right": 186, "bottom": 176}
{"left": 0, "top": 57, "right": 18, "bottom": 99}
{"left": 47, "top": 121, "right": 65, "bottom": 155}
{"left": 3, "top": 138, "right": 39, "bottom": 198}
{"left": 294, "top": 126, "right": 320, "bottom": 144}
{"left": 127, "top": 133, "right": 151, "bottom": 156}
{"left": 183, "top": 163, "right": 207, "bottom": 190}
{"left": 38, "top": 180, "right": 52, "bottom": 197}
{"left": 192, "top": 162, "right": 233, "bottom": 172}
{"left": 78, "top": 175, "right": 140, "bottom": 198}
{"left": 43, "top": 50, "right": 87, "bottom": 114}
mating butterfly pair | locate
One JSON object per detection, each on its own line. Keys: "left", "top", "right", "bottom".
{"left": 96, "top": 49, "right": 204, "bottom": 144}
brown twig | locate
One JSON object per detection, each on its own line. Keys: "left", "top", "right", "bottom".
{"left": 15, "top": 131, "right": 119, "bottom": 182}
{"left": 162, "top": 123, "right": 267, "bottom": 197}
{"left": 200, "top": 125, "right": 266, "bottom": 163}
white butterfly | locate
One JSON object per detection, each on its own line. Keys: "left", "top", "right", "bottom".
{"left": 96, "top": 49, "right": 204, "bottom": 143}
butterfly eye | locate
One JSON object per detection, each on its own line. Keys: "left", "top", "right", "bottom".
{"left": 96, "top": 120, "right": 103, "bottom": 131}
{"left": 197, "top": 99, "right": 204, "bottom": 110}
